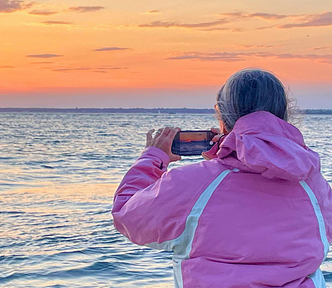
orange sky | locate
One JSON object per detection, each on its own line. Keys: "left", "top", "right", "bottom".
{"left": 0, "top": 0, "right": 332, "bottom": 108}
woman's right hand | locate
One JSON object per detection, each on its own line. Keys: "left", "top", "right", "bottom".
{"left": 146, "top": 127, "right": 181, "bottom": 162}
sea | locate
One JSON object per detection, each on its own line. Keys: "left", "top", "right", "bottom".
{"left": 1, "top": 112, "right": 332, "bottom": 288}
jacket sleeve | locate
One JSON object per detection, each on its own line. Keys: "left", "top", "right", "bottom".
{"left": 111, "top": 147, "right": 206, "bottom": 248}
{"left": 112, "top": 146, "right": 170, "bottom": 215}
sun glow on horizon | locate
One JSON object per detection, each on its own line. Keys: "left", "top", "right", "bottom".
{"left": 0, "top": 0, "right": 332, "bottom": 108}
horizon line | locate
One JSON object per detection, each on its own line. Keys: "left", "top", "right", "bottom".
{"left": 0, "top": 107, "right": 331, "bottom": 113}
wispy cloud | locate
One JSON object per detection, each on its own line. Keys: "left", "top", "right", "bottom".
{"left": 93, "top": 47, "right": 131, "bottom": 52}
{"left": 166, "top": 52, "right": 248, "bottom": 62}
{"left": 138, "top": 12, "right": 292, "bottom": 31}
{"left": 255, "top": 25, "right": 275, "bottom": 30}
{"left": 320, "top": 60, "right": 332, "bottom": 65}
{"left": 0, "top": 0, "right": 35, "bottom": 13}
{"left": 93, "top": 67, "right": 125, "bottom": 73}
{"left": 51, "top": 66, "right": 125, "bottom": 72}
{"left": 53, "top": 67, "right": 91, "bottom": 72}
{"left": 250, "top": 13, "right": 288, "bottom": 20}
{"left": 309, "top": 46, "right": 332, "bottom": 51}
{"left": 278, "top": 11, "right": 332, "bottom": 28}
{"left": 94, "top": 67, "right": 124, "bottom": 70}
{"left": 199, "top": 27, "right": 230, "bottom": 31}
{"left": 146, "top": 10, "right": 160, "bottom": 14}
{"left": 200, "top": 27, "right": 243, "bottom": 32}
{"left": 29, "top": 10, "right": 57, "bottom": 16}
{"left": 30, "top": 61, "right": 54, "bottom": 64}
{"left": 274, "top": 53, "right": 332, "bottom": 61}
{"left": 26, "top": 54, "right": 63, "bottom": 58}
{"left": 139, "top": 19, "right": 228, "bottom": 29}
{"left": 0, "top": 65, "right": 14, "bottom": 68}
{"left": 234, "top": 44, "right": 283, "bottom": 49}
{"left": 166, "top": 51, "right": 332, "bottom": 64}
{"left": 219, "top": 12, "right": 288, "bottom": 21}
{"left": 42, "top": 21, "right": 73, "bottom": 25}
{"left": 218, "top": 11, "right": 332, "bottom": 30}
{"left": 68, "top": 6, "right": 104, "bottom": 13}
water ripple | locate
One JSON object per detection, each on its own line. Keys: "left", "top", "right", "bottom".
{"left": 0, "top": 113, "right": 331, "bottom": 287}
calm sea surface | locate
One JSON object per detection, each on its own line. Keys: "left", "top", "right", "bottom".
{"left": 1, "top": 113, "right": 332, "bottom": 287}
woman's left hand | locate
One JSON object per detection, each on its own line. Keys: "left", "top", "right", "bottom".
{"left": 146, "top": 127, "right": 181, "bottom": 162}
{"left": 201, "top": 127, "right": 225, "bottom": 161}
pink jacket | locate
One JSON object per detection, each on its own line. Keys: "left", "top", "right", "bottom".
{"left": 112, "top": 111, "right": 332, "bottom": 288}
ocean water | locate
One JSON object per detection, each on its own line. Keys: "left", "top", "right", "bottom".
{"left": 1, "top": 112, "right": 332, "bottom": 287}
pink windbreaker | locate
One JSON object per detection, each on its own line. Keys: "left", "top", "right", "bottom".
{"left": 112, "top": 111, "right": 332, "bottom": 288}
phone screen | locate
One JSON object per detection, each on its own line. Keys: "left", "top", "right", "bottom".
{"left": 171, "top": 130, "right": 216, "bottom": 156}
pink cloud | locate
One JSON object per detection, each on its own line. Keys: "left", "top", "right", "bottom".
{"left": 93, "top": 47, "right": 131, "bottom": 52}
{"left": 278, "top": 12, "right": 332, "bottom": 28}
{"left": 217, "top": 11, "right": 332, "bottom": 30}
{"left": 26, "top": 54, "right": 63, "bottom": 58}
{"left": 250, "top": 13, "right": 288, "bottom": 20}
{"left": 0, "top": 0, "right": 34, "bottom": 13}
{"left": 29, "top": 10, "right": 57, "bottom": 16}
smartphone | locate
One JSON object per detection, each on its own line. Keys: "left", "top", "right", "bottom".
{"left": 171, "top": 130, "right": 217, "bottom": 156}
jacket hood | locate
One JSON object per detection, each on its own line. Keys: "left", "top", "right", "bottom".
{"left": 213, "top": 111, "right": 320, "bottom": 181}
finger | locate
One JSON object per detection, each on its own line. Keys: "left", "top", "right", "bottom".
{"left": 154, "top": 128, "right": 164, "bottom": 139}
{"left": 201, "top": 151, "right": 210, "bottom": 161}
{"left": 212, "top": 135, "right": 222, "bottom": 142}
{"left": 211, "top": 127, "right": 221, "bottom": 134}
{"left": 146, "top": 129, "right": 155, "bottom": 147}
{"left": 147, "top": 128, "right": 155, "bottom": 134}
{"left": 170, "top": 153, "right": 181, "bottom": 162}
{"left": 166, "top": 127, "right": 180, "bottom": 142}
{"left": 147, "top": 129, "right": 155, "bottom": 140}
{"left": 162, "top": 127, "right": 172, "bottom": 137}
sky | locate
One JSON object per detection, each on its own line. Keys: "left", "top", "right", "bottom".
{"left": 0, "top": 0, "right": 332, "bottom": 108}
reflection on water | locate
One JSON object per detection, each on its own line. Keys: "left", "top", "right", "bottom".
{"left": 1, "top": 184, "right": 174, "bottom": 288}
{"left": 0, "top": 113, "right": 331, "bottom": 287}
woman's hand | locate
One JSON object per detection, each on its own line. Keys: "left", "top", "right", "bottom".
{"left": 201, "top": 127, "right": 224, "bottom": 161}
{"left": 146, "top": 127, "right": 181, "bottom": 162}
{"left": 211, "top": 127, "right": 223, "bottom": 142}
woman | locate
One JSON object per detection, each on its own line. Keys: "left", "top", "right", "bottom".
{"left": 112, "top": 69, "right": 332, "bottom": 288}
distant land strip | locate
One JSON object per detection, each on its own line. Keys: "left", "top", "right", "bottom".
{"left": 0, "top": 108, "right": 331, "bottom": 114}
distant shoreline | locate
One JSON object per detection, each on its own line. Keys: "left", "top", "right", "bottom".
{"left": 0, "top": 108, "right": 332, "bottom": 114}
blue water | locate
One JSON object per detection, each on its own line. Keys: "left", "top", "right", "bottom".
{"left": 1, "top": 113, "right": 332, "bottom": 287}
